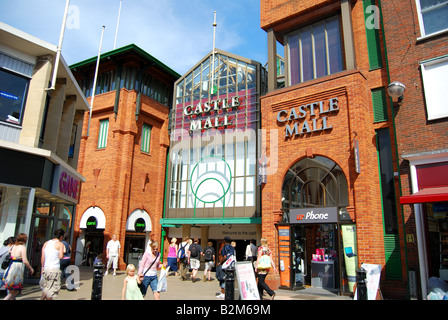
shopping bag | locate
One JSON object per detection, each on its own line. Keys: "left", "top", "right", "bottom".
{"left": 157, "top": 266, "right": 170, "bottom": 292}
{"left": 258, "top": 255, "right": 271, "bottom": 269}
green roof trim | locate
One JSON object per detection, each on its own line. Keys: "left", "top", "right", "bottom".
{"left": 160, "top": 217, "right": 261, "bottom": 226}
{"left": 69, "top": 43, "right": 180, "bottom": 79}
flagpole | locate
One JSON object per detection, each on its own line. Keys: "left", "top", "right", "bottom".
{"left": 47, "top": 0, "right": 70, "bottom": 91}
{"left": 87, "top": 26, "right": 105, "bottom": 137}
{"left": 114, "top": 0, "right": 123, "bottom": 49}
{"left": 211, "top": 11, "right": 217, "bottom": 95}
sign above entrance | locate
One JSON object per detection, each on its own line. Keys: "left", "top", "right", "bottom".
{"left": 276, "top": 97, "right": 339, "bottom": 138}
{"left": 290, "top": 207, "right": 338, "bottom": 224}
{"left": 134, "top": 218, "right": 146, "bottom": 233}
{"left": 86, "top": 216, "right": 98, "bottom": 231}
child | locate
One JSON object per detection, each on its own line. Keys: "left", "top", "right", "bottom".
{"left": 121, "top": 264, "right": 144, "bottom": 300}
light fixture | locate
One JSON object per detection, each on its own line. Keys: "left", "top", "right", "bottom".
{"left": 387, "top": 81, "right": 406, "bottom": 105}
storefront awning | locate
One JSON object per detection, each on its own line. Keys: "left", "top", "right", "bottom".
{"left": 400, "top": 186, "right": 448, "bottom": 204}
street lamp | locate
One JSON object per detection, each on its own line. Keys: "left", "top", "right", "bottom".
{"left": 387, "top": 81, "right": 406, "bottom": 106}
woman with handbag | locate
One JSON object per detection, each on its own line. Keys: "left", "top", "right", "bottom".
{"left": 3, "top": 233, "right": 34, "bottom": 300}
{"left": 137, "top": 241, "right": 166, "bottom": 300}
{"left": 255, "top": 238, "right": 276, "bottom": 300}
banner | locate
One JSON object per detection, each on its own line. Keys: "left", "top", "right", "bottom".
{"left": 341, "top": 224, "right": 358, "bottom": 292}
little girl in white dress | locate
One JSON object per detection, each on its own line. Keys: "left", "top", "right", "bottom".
{"left": 121, "top": 264, "right": 144, "bottom": 300}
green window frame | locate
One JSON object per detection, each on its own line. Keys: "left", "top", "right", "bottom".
{"left": 363, "top": 0, "right": 383, "bottom": 70}
{"left": 141, "top": 123, "right": 152, "bottom": 153}
{"left": 372, "top": 87, "right": 388, "bottom": 122}
{"left": 97, "top": 119, "right": 109, "bottom": 149}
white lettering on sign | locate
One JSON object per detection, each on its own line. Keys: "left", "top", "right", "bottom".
{"left": 183, "top": 96, "right": 240, "bottom": 132}
{"left": 306, "top": 211, "right": 328, "bottom": 220}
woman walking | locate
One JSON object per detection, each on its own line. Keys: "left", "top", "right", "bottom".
{"left": 3, "top": 233, "right": 34, "bottom": 300}
{"left": 167, "top": 238, "right": 179, "bottom": 276}
{"left": 255, "top": 238, "right": 276, "bottom": 300}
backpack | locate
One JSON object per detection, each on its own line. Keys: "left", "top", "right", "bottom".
{"left": 204, "top": 246, "right": 214, "bottom": 261}
{"left": 189, "top": 243, "right": 199, "bottom": 257}
{"left": 177, "top": 243, "right": 187, "bottom": 259}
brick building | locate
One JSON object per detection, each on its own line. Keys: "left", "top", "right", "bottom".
{"left": 260, "top": 0, "right": 407, "bottom": 298}
{"left": 381, "top": 0, "right": 448, "bottom": 299}
{"left": 70, "top": 44, "right": 179, "bottom": 269}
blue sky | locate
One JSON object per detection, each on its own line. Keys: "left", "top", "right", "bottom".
{"left": 0, "top": 0, "right": 268, "bottom": 75}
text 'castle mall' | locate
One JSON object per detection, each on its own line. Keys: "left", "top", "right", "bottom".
{"left": 1, "top": 0, "right": 448, "bottom": 300}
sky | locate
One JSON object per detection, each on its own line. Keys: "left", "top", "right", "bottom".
{"left": 0, "top": 0, "right": 268, "bottom": 75}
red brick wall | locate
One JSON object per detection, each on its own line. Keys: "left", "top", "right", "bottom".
{"left": 260, "top": 0, "right": 409, "bottom": 298}
{"left": 381, "top": 0, "right": 448, "bottom": 299}
{"left": 74, "top": 88, "right": 169, "bottom": 269}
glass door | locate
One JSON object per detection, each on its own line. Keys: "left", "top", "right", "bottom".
{"left": 291, "top": 225, "right": 306, "bottom": 289}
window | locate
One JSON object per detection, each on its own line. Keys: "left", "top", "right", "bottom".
{"left": 141, "top": 123, "right": 152, "bottom": 153}
{"left": 372, "top": 87, "right": 388, "bottom": 122}
{"left": 376, "top": 128, "right": 402, "bottom": 279}
{"left": 420, "top": 56, "right": 448, "bottom": 120}
{"left": 416, "top": 0, "right": 448, "bottom": 36}
{"left": 287, "top": 16, "right": 344, "bottom": 85}
{"left": 97, "top": 119, "right": 109, "bottom": 149}
{"left": 0, "top": 69, "right": 30, "bottom": 125}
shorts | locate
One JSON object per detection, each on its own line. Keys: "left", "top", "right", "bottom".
{"left": 107, "top": 255, "right": 118, "bottom": 269}
{"left": 40, "top": 269, "right": 62, "bottom": 299}
{"left": 141, "top": 275, "right": 159, "bottom": 296}
{"left": 204, "top": 261, "right": 214, "bottom": 271}
{"left": 190, "top": 258, "right": 200, "bottom": 270}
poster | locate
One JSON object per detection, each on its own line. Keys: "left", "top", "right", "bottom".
{"left": 341, "top": 224, "right": 358, "bottom": 292}
{"left": 235, "top": 261, "right": 260, "bottom": 300}
{"left": 359, "top": 263, "right": 382, "bottom": 300}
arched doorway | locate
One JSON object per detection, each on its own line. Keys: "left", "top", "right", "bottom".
{"left": 125, "top": 209, "right": 152, "bottom": 267}
{"left": 279, "top": 156, "right": 353, "bottom": 293}
{"left": 76, "top": 207, "right": 106, "bottom": 265}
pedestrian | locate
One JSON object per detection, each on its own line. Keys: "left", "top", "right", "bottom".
{"left": 255, "top": 237, "right": 276, "bottom": 300}
{"left": 40, "top": 229, "right": 65, "bottom": 300}
{"left": 105, "top": 234, "right": 121, "bottom": 276}
{"left": 121, "top": 264, "right": 143, "bottom": 300}
{"left": 177, "top": 236, "right": 190, "bottom": 281}
{"left": 188, "top": 238, "right": 202, "bottom": 282}
{"left": 0, "top": 236, "right": 16, "bottom": 291}
{"left": 2, "top": 234, "right": 33, "bottom": 300}
{"left": 221, "top": 236, "right": 235, "bottom": 265}
{"left": 138, "top": 241, "right": 165, "bottom": 300}
{"left": 245, "top": 239, "right": 258, "bottom": 263}
{"left": 60, "top": 233, "right": 71, "bottom": 284}
{"left": 167, "top": 237, "right": 179, "bottom": 276}
{"left": 203, "top": 241, "right": 215, "bottom": 282}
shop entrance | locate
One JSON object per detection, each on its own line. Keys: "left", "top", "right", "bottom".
{"left": 280, "top": 156, "right": 351, "bottom": 293}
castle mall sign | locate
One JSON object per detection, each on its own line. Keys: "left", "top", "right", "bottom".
{"left": 183, "top": 96, "right": 240, "bottom": 132}
{"left": 276, "top": 97, "right": 339, "bottom": 138}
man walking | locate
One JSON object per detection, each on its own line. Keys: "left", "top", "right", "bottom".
{"left": 41, "top": 229, "right": 65, "bottom": 300}
{"left": 188, "top": 238, "right": 202, "bottom": 282}
{"left": 105, "top": 234, "right": 121, "bottom": 275}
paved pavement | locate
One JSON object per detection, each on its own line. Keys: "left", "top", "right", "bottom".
{"left": 12, "top": 266, "right": 352, "bottom": 301}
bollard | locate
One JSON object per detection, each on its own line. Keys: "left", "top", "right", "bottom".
{"left": 224, "top": 262, "right": 235, "bottom": 300}
{"left": 356, "top": 266, "right": 368, "bottom": 300}
{"left": 91, "top": 262, "right": 104, "bottom": 300}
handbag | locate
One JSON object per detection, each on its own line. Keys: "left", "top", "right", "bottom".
{"left": 138, "top": 252, "right": 159, "bottom": 293}
{"left": 1, "top": 246, "right": 13, "bottom": 270}
{"left": 258, "top": 254, "right": 271, "bottom": 269}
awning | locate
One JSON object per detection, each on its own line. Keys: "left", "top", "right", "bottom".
{"left": 400, "top": 186, "right": 448, "bottom": 204}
